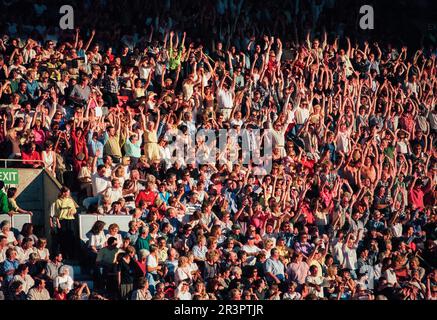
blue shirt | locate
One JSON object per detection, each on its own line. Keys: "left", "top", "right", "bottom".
{"left": 158, "top": 192, "right": 170, "bottom": 206}
{"left": 26, "top": 80, "right": 39, "bottom": 99}
{"left": 2, "top": 259, "right": 19, "bottom": 283}
{"left": 124, "top": 137, "right": 142, "bottom": 158}
{"left": 264, "top": 258, "right": 285, "bottom": 281}
{"left": 87, "top": 130, "right": 104, "bottom": 164}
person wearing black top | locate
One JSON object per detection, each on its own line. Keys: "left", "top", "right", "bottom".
{"left": 8, "top": 281, "right": 27, "bottom": 300}
{"left": 117, "top": 246, "right": 136, "bottom": 300}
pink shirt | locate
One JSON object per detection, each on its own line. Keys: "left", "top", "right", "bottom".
{"left": 33, "top": 128, "right": 46, "bottom": 146}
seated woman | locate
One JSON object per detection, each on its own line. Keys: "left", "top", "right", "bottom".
{"left": 33, "top": 238, "right": 50, "bottom": 261}
{"left": 97, "top": 196, "right": 112, "bottom": 215}
{"left": 21, "top": 142, "right": 42, "bottom": 168}
{"left": 105, "top": 223, "right": 123, "bottom": 248}
{"left": 86, "top": 220, "right": 106, "bottom": 269}
{"left": 7, "top": 187, "right": 33, "bottom": 216}
{"left": 54, "top": 266, "right": 74, "bottom": 294}
{"left": 17, "top": 223, "right": 38, "bottom": 246}
{"left": 0, "top": 220, "right": 18, "bottom": 246}
{"left": 87, "top": 220, "right": 107, "bottom": 254}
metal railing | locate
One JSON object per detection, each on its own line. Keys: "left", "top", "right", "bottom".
{"left": 0, "top": 158, "right": 62, "bottom": 187}
{"left": 0, "top": 158, "right": 46, "bottom": 169}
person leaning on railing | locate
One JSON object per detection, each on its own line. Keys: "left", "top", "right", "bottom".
{"left": 7, "top": 187, "right": 33, "bottom": 216}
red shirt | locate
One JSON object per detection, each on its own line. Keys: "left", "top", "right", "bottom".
{"left": 22, "top": 150, "right": 42, "bottom": 166}
{"left": 320, "top": 189, "right": 334, "bottom": 209}
{"left": 300, "top": 159, "right": 315, "bottom": 174}
{"left": 301, "top": 204, "right": 315, "bottom": 224}
{"left": 250, "top": 212, "right": 269, "bottom": 229}
{"left": 408, "top": 187, "right": 425, "bottom": 210}
{"left": 54, "top": 292, "right": 67, "bottom": 300}
{"left": 135, "top": 190, "right": 157, "bottom": 208}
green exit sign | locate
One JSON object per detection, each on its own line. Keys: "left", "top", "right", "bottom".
{"left": 0, "top": 169, "right": 19, "bottom": 185}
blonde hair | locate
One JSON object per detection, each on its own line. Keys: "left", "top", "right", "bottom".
{"left": 178, "top": 256, "right": 189, "bottom": 267}
{"left": 327, "top": 265, "right": 337, "bottom": 277}
{"left": 264, "top": 239, "right": 274, "bottom": 248}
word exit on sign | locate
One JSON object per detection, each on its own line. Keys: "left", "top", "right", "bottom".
{"left": 0, "top": 169, "right": 19, "bottom": 185}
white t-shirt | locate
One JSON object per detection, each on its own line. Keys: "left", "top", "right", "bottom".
{"left": 104, "top": 187, "right": 123, "bottom": 205}
{"left": 54, "top": 274, "right": 74, "bottom": 291}
{"left": 242, "top": 244, "right": 261, "bottom": 265}
{"left": 0, "top": 247, "right": 6, "bottom": 263}
{"left": 336, "top": 130, "right": 351, "bottom": 154}
{"left": 91, "top": 173, "right": 110, "bottom": 196}
{"left": 88, "top": 231, "right": 106, "bottom": 250}
{"left": 0, "top": 231, "right": 16, "bottom": 245}
{"left": 342, "top": 244, "right": 358, "bottom": 270}
{"left": 177, "top": 291, "right": 192, "bottom": 300}
{"left": 139, "top": 65, "right": 153, "bottom": 80}
{"left": 192, "top": 245, "right": 207, "bottom": 261}
{"left": 175, "top": 266, "right": 192, "bottom": 284}
{"left": 294, "top": 107, "right": 310, "bottom": 125}
{"left": 331, "top": 240, "right": 344, "bottom": 265}
{"left": 12, "top": 274, "right": 35, "bottom": 293}
{"left": 217, "top": 88, "right": 233, "bottom": 110}
{"left": 15, "top": 246, "right": 34, "bottom": 263}
{"left": 396, "top": 141, "right": 409, "bottom": 154}
{"left": 146, "top": 254, "right": 158, "bottom": 273}
{"left": 383, "top": 268, "right": 398, "bottom": 287}
{"left": 306, "top": 275, "right": 324, "bottom": 298}
{"left": 33, "top": 247, "right": 50, "bottom": 260}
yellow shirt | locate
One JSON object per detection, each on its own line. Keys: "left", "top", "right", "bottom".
{"left": 104, "top": 133, "right": 124, "bottom": 158}
{"left": 54, "top": 197, "right": 77, "bottom": 220}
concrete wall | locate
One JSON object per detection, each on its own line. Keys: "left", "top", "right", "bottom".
{"left": 42, "top": 171, "right": 64, "bottom": 241}
{"left": 13, "top": 169, "right": 65, "bottom": 241}
{"left": 16, "top": 170, "right": 45, "bottom": 227}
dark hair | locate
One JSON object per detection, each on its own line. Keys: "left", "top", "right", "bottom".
{"left": 58, "top": 186, "right": 70, "bottom": 198}
{"left": 107, "top": 236, "right": 117, "bottom": 247}
{"left": 90, "top": 220, "right": 106, "bottom": 235}
{"left": 0, "top": 180, "right": 4, "bottom": 190}
{"left": 9, "top": 280, "right": 23, "bottom": 292}
{"left": 36, "top": 238, "right": 47, "bottom": 248}
{"left": 6, "top": 247, "right": 16, "bottom": 259}
{"left": 21, "top": 237, "right": 33, "bottom": 246}
{"left": 137, "top": 277, "right": 148, "bottom": 289}
{"left": 44, "top": 140, "right": 54, "bottom": 149}
{"left": 15, "top": 263, "right": 28, "bottom": 275}
{"left": 20, "top": 223, "right": 33, "bottom": 237}
{"left": 7, "top": 187, "right": 17, "bottom": 198}
{"left": 34, "top": 278, "right": 44, "bottom": 287}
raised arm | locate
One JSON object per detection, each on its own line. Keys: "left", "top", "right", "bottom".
{"left": 154, "top": 108, "right": 161, "bottom": 132}
{"left": 84, "top": 29, "right": 96, "bottom": 52}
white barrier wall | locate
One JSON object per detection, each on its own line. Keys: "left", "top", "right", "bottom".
{"left": 78, "top": 214, "right": 132, "bottom": 241}
{"left": 0, "top": 214, "right": 32, "bottom": 235}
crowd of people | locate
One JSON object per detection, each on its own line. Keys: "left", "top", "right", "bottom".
{"left": 0, "top": 0, "right": 436, "bottom": 301}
